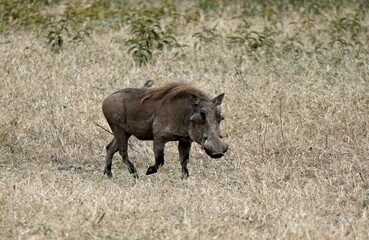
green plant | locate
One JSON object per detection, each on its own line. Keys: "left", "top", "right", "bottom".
{"left": 196, "top": 0, "right": 221, "bottom": 12}
{"left": 0, "top": 0, "right": 46, "bottom": 30}
{"left": 45, "top": 15, "right": 91, "bottom": 53}
{"left": 193, "top": 26, "right": 222, "bottom": 50}
{"left": 228, "top": 27, "right": 277, "bottom": 52}
{"left": 125, "top": 16, "right": 180, "bottom": 66}
{"left": 326, "top": 13, "right": 367, "bottom": 48}
{"left": 46, "top": 18, "right": 69, "bottom": 53}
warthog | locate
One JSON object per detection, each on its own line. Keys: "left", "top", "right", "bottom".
{"left": 102, "top": 82, "right": 228, "bottom": 178}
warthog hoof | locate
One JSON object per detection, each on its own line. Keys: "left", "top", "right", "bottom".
{"left": 181, "top": 171, "right": 189, "bottom": 180}
{"left": 103, "top": 169, "right": 113, "bottom": 178}
{"left": 146, "top": 166, "right": 158, "bottom": 175}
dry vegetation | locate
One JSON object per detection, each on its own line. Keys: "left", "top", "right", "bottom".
{"left": 1, "top": 0, "right": 369, "bottom": 239}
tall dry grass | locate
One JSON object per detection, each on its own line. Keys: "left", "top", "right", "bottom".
{"left": 1, "top": 1, "right": 369, "bottom": 239}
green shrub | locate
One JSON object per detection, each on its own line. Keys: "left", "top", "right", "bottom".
{"left": 125, "top": 16, "right": 180, "bottom": 66}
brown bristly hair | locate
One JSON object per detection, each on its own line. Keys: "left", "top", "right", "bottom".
{"left": 140, "top": 82, "right": 209, "bottom": 103}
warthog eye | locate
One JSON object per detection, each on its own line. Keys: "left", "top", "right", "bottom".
{"left": 216, "top": 113, "right": 224, "bottom": 122}
{"left": 200, "top": 110, "right": 206, "bottom": 120}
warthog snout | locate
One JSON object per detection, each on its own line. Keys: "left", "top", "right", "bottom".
{"left": 203, "top": 138, "right": 228, "bottom": 159}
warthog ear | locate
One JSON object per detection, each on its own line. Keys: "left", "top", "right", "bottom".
{"left": 189, "top": 93, "right": 200, "bottom": 106}
{"left": 212, "top": 93, "right": 225, "bottom": 106}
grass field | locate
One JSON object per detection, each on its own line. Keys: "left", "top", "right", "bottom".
{"left": 1, "top": 0, "right": 369, "bottom": 239}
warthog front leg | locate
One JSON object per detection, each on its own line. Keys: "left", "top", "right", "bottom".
{"left": 104, "top": 138, "right": 119, "bottom": 177}
{"left": 179, "top": 140, "right": 192, "bottom": 179}
{"left": 146, "top": 139, "right": 165, "bottom": 175}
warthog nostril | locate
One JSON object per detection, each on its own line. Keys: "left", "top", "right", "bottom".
{"left": 210, "top": 152, "right": 224, "bottom": 159}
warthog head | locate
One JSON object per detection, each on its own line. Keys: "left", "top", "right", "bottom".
{"left": 189, "top": 93, "right": 228, "bottom": 158}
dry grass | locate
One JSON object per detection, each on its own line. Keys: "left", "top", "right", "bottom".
{"left": 1, "top": 3, "right": 369, "bottom": 239}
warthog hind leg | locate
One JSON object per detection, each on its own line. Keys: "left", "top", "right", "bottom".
{"left": 114, "top": 131, "right": 138, "bottom": 178}
{"left": 104, "top": 138, "right": 119, "bottom": 177}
